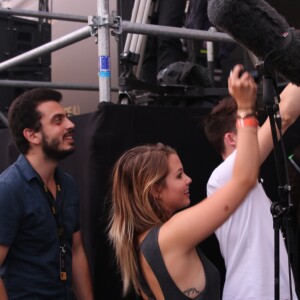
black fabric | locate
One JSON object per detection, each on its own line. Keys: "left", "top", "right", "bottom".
{"left": 157, "top": 61, "right": 212, "bottom": 87}
{"left": 139, "top": 226, "right": 220, "bottom": 300}
{"left": 141, "top": 0, "right": 186, "bottom": 85}
{"left": 185, "top": 0, "right": 210, "bottom": 30}
{"left": 0, "top": 102, "right": 299, "bottom": 299}
{"left": 77, "top": 102, "right": 224, "bottom": 300}
{"left": 185, "top": 0, "right": 236, "bottom": 70}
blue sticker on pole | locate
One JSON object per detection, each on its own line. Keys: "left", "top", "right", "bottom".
{"left": 99, "top": 56, "right": 111, "bottom": 78}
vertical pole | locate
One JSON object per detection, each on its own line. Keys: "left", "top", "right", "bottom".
{"left": 98, "top": 0, "right": 111, "bottom": 102}
{"left": 124, "top": 0, "right": 140, "bottom": 52}
{"left": 207, "top": 27, "right": 217, "bottom": 86}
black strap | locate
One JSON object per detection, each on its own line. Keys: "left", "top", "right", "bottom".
{"left": 41, "top": 183, "right": 64, "bottom": 240}
{"left": 36, "top": 175, "right": 67, "bottom": 281}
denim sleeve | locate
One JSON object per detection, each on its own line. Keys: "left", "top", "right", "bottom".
{"left": 0, "top": 182, "right": 22, "bottom": 246}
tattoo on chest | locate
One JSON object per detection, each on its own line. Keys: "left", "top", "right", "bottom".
{"left": 183, "top": 287, "right": 200, "bottom": 297}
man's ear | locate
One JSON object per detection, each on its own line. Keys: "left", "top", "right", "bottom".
{"left": 224, "top": 132, "right": 237, "bottom": 148}
{"left": 23, "top": 128, "right": 40, "bottom": 145}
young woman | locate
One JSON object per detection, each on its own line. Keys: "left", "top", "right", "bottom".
{"left": 108, "top": 64, "right": 259, "bottom": 300}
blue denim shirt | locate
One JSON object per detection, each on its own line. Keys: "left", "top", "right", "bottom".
{"left": 0, "top": 155, "right": 80, "bottom": 299}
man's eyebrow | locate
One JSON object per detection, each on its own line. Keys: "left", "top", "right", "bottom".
{"left": 50, "top": 113, "right": 66, "bottom": 121}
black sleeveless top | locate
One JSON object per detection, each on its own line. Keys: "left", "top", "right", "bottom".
{"left": 138, "top": 226, "right": 220, "bottom": 300}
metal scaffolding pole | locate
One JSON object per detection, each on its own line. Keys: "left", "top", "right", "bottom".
{"left": 0, "top": 7, "right": 234, "bottom": 42}
{"left": 97, "top": 0, "right": 111, "bottom": 102}
{"left": 0, "top": 6, "right": 236, "bottom": 103}
{"left": 0, "top": 111, "right": 8, "bottom": 127}
{"left": 0, "top": 26, "right": 91, "bottom": 72}
{"left": 0, "top": 7, "right": 87, "bottom": 22}
{"left": 207, "top": 27, "right": 218, "bottom": 84}
{"left": 0, "top": 79, "right": 119, "bottom": 92}
{"left": 120, "top": 21, "right": 234, "bottom": 43}
{"left": 0, "top": 18, "right": 233, "bottom": 75}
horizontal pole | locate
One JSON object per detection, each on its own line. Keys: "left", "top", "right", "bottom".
{"left": 0, "top": 26, "right": 92, "bottom": 72}
{"left": 121, "top": 20, "right": 234, "bottom": 43}
{"left": 0, "top": 15, "right": 234, "bottom": 74}
{"left": 0, "top": 79, "right": 119, "bottom": 92}
{"left": 0, "top": 8, "right": 234, "bottom": 44}
{"left": 0, "top": 7, "right": 87, "bottom": 22}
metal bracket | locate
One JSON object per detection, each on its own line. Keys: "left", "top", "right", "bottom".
{"left": 88, "top": 12, "right": 122, "bottom": 38}
{"left": 111, "top": 11, "right": 122, "bottom": 35}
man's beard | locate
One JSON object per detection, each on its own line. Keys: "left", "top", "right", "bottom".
{"left": 41, "top": 131, "right": 75, "bottom": 162}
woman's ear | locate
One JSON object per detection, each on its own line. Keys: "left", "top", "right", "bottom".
{"left": 151, "top": 186, "right": 161, "bottom": 201}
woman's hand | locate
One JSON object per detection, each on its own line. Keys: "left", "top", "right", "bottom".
{"left": 228, "top": 64, "right": 257, "bottom": 110}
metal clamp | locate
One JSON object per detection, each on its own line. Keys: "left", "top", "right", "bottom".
{"left": 88, "top": 12, "right": 122, "bottom": 37}
{"left": 111, "top": 11, "right": 122, "bottom": 35}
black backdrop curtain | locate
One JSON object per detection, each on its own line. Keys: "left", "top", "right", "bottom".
{"left": 75, "top": 102, "right": 225, "bottom": 299}
{"left": 0, "top": 102, "right": 299, "bottom": 299}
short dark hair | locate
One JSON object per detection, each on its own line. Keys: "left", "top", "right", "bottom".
{"left": 8, "top": 88, "right": 62, "bottom": 154}
{"left": 203, "top": 96, "right": 237, "bottom": 155}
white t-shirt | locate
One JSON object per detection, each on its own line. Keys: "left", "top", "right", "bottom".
{"left": 207, "top": 151, "right": 298, "bottom": 300}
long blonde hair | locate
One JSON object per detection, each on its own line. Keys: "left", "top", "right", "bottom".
{"left": 108, "top": 143, "right": 176, "bottom": 295}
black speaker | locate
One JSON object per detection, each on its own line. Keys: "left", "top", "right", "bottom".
{"left": 0, "top": 15, "right": 52, "bottom": 127}
{"left": 0, "top": 15, "right": 51, "bottom": 67}
{"left": 0, "top": 66, "right": 51, "bottom": 112}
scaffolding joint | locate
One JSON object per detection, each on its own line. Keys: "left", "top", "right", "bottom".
{"left": 88, "top": 12, "right": 121, "bottom": 37}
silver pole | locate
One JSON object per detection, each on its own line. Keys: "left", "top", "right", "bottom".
{"left": 98, "top": 0, "right": 111, "bottom": 102}
{"left": 129, "top": 0, "right": 146, "bottom": 54}
{"left": 121, "top": 21, "right": 234, "bottom": 43}
{"left": 0, "top": 26, "right": 91, "bottom": 72}
{"left": 136, "top": 1, "right": 155, "bottom": 79}
{"left": 207, "top": 27, "right": 217, "bottom": 84}
{"left": 0, "top": 112, "right": 8, "bottom": 128}
{"left": 0, "top": 79, "right": 119, "bottom": 92}
{"left": 124, "top": 0, "right": 140, "bottom": 52}
{"left": 135, "top": 0, "right": 152, "bottom": 55}
{"left": 0, "top": 8, "right": 87, "bottom": 22}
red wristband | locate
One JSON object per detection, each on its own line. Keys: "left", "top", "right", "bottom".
{"left": 236, "top": 116, "right": 259, "bottom": 128}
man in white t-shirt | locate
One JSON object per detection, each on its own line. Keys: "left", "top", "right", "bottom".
{"left": 204, "top": 78, "right": 300, "bottom": 300}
